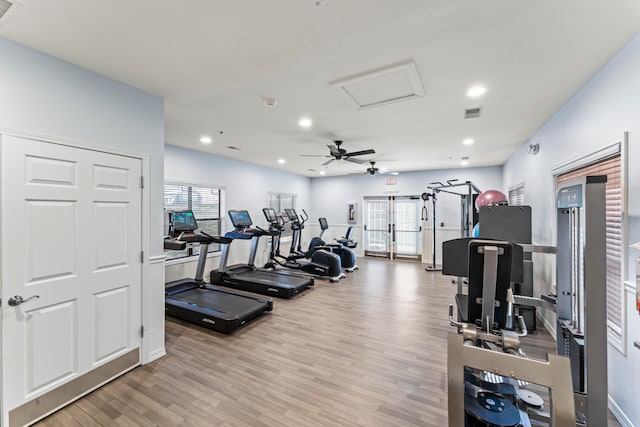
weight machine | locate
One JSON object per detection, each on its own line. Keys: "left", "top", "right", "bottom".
{"left": 555, "top": 176, "right": 608, "bottom": 426}
{"left": 445, "top": 175, "right": 608, "bottom": 426}
{"left": 446, "top": 238, "right": 575, "bottom": 426}
{"left": 422, "top": 179, "right": 481, "bottom": 277}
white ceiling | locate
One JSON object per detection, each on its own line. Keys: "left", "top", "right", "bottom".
{"left": 1, "top": 0, "right": 639, "bottom": 177}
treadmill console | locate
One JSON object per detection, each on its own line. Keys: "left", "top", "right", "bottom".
{"left": 228, "top": 210, "right": 253, "bottom": 230}
{"left": 170, "top": 210, "right": 198, "bottom": 233}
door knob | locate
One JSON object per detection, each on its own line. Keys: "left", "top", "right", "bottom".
{"left": 8, "top": 295, "right": 39, "bottom": 306}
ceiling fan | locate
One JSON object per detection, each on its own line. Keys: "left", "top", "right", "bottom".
{"left": 351, "top": 161, "right": 399, "bottom": 176}
{"left": 301, "top": 140, "right": 375, "bottom": 166}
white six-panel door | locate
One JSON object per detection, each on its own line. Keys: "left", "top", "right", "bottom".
{"left": 1, "top": 135, "right": 142, "bottom": 426}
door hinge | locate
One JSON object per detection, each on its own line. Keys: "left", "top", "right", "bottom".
{"left": 140, "top": 250, "right": 144, "bottom": 263}
{"left": 140, "top": 176, "right": 144, "bottom": 189}
{"left": 140, "top": 325, "right": 144, "bottom": 338}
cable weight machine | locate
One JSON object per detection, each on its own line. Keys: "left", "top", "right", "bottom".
{"left": 422, "top": 179, "right": 481, "bottom": 273}
{"left": 445, "top": 175, "right": 608, "bottom": 426}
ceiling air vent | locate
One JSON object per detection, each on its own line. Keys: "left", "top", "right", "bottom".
{"left": 330, "top": 61, "right": 425, "bottom": 110}
{"left": 464, "top": 107, "right": 482, "bottom": 119}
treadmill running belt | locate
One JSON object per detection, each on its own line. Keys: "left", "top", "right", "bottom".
{"left": 176, "top": 288, "right": 269, "bottom": 319}
{"left": 219, "top": 269, "right": 313, "bottom": 298}
{"left": 231, "top": 270, "right": 306, "bottom": 288}
{"left": 165, "top": 286, "right": 272, "bottom": 334}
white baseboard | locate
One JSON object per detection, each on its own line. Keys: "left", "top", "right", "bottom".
{"left": 537, "top": 311, "right": 556, "bottom": 340}
{"left": 144, "top": 348, "right": 166, "bottom": 364}
{"left": 609, "top": 395, "right": 634, "bottom": 427}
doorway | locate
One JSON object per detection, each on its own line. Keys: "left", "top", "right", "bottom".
{"left": 1, "top": 134, "right": 144, "bottom": 426}
{"left": 363, "top": 196, "right": 422, "bottom": 260}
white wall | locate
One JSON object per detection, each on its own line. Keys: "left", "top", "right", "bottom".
{"left": 0, "top": 38, "right": 166, "bottom": 363}
{"left": 310, "top": 166, "right": 503, "bottom": 261}
{"left": 164, "top": 144, "right": 312, "bottom": 279}
{"left": 503, "top": 32, "right": 640, "bottom": 426}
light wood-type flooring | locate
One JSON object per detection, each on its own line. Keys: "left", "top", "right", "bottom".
{"left": 37, "top": 257, "right": 621, "bottom": 426}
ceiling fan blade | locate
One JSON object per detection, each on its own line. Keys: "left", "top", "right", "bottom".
{"left": 345, "top": 157, "right": 366, "bottom": 164}
{"left": 327, "top": 144, "right": 340, "bottom": 157}
{"left": 300, "top": 154, "right": 330, "bottom": 157}
{"left": 322, "top": 158, "right": 335, "bottom": 166}
{"left": 346, "top": 149, "right": 376, "bottom": 157}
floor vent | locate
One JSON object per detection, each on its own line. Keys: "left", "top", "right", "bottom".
{"left": 464, "top": 107, "right": 482, "bottom": 119}
{"left": 330, "top": 61, "right": 425, "bottom": 111}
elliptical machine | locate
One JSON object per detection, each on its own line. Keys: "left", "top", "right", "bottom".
{"left": 336, "top": 226, "right": 357, "bottom": 249}
{"left": 308, "top": 218, "right": 358, "bottom": 272}
{"left": 262, "top": 208, "right": 345, "bottom": 282}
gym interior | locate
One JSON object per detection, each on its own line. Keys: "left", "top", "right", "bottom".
{"left": 0, "top": 3, "right": 639, "bottom": 427}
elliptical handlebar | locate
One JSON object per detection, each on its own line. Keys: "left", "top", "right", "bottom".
{"left": 300, "top": 209, "right": 309, "bottom": 224}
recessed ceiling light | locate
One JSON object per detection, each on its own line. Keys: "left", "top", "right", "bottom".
{"left": 278, "top": 158, "right": 286, "bottom": 164}
{"left": 460, "top": 160, "right": 469, "bottom": 166}
{"left": 298, "top": 117, "right": 313, "bottom": 128}
{"left": 463, "top": 138, "right": 475, "bottom": 145}
{"left": 467, "top": 86, "right": 486, "bottom": 98}
{"left": 319, "top": 171, "right": 326, "bottom": 175}
{"left": 200, "top": 136, "right": 212, "bottom": 144}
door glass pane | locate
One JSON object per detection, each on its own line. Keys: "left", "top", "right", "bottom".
{"left": 395, "top": 199, "right": 421, "bottom": 255}
{"left": 365, "top": 199, "right": 388, "bottom": 253}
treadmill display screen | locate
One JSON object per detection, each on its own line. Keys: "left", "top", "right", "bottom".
{"left": 172, "top": 210, "right": 198, "bottom": 232}
{"left": 229, "top": 210, "right": 253, "bottom": 228}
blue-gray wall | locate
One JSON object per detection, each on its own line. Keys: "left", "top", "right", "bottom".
{"left": 503, "top": 33, "right": 640, "bottom": 426}
{"left": 310, "top": 166, "right": 503, "bottom": 261}
{"left": 164, "top": 144, "right": 312, "bottom": 276}
{"left": 0, "top": 37, "right": 166, "bottom": 363}
{"left": 0, "top": 38, "right": 165, "bottom": 254}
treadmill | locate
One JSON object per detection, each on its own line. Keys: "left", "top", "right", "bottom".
{"left": 210, "top": 210, "right": 314, "bottom": 298}
{"left": 164, "top": 210, "right": 273, "bottom": 334}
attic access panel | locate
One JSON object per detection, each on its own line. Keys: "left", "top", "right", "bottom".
{"left": 330, "top": 61, "right": 425, "bottom": 110}
{"left": 0, "top": 0, "right": 19, "bottom": 24}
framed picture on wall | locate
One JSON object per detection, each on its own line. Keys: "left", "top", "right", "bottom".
{"left": 347, "top": 202, "right": 357, "bottom": 224}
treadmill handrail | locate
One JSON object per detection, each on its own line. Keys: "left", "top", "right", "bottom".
{"left": 169, "top": 231, "right": 232, "bottom": 245}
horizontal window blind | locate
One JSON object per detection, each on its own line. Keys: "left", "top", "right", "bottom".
{"left": 164, "top": 183, "right": 225, "bottom": 260}
{"left": 556, "top": 154, "right": 622, "bottom": 335}
{"left": 509, "top": 184, "right": 525, "bottom": 206}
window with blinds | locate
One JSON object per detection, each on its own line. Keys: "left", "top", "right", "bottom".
{"left": 267, "top": 192, "right": 297, "bottom": 238}
{"left": 164, "top": 183, "right": 225, "bottom": 260}
{"left": 509, "top": 183, "right": 525, "bottom": 206}
{"left": 556, "top": 154, "right": 623, "bottom": 335}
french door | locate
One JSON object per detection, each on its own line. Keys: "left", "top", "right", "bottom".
{"left": 364, "top": 196, "right": 422, "bottom": 260}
